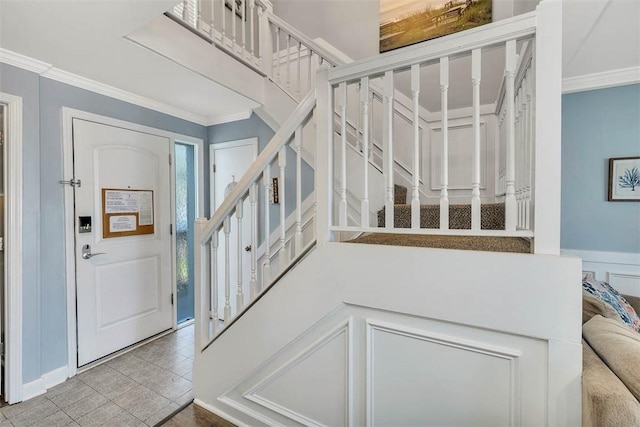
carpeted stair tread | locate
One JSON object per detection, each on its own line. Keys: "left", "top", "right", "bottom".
{"left": 378, "top": 203, "right": 505, "bottom": 230}
{"left": 393, "top": 184, "right": 407, "bottom": 205}
{"left": 349, "top": 233, "right": 532, "bottom": 254}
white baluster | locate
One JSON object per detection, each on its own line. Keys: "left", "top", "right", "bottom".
{"left": 210, "top": 230, "right": 219, "bottom": 334}
{"left": 274, "top": 26, "right": 280, "bottom": 84}
{"left": 262, "top": 168, "right": 271, "bottom": 286}
{"left": 286, "top": 34, "right": 291, "bottom": 90}
{"left": 297, "top": 41, "right": 302, "bottom": 100}
{"left": 196, "top": 0, "right": 202, "bottom": 30}
{"left": 278, "top": 147, "right": 287, "bottom": 270}
{"left": 241, "top": 0, "right": 246, "bottom": 52}
{"left": 383, "top": 70, "right": 394, "bottom": 228}
{"left": 182, "top": 0, "right": 189, "bottom": 22}
{"left": 338, "top": 82, "right": 348, "bottom": 227}
{"left": 471, "top": 49, "right": 481, "bottom": 231}
{"left": 504, "top": 40, "right": 517, "bottom": 231}
{"left": 369, "top": 90, "right": 374, "bottom": 161}
{"left": 294, "top": 127, "right": 304, "bottom": 255}
{"left": 249, "top": 183, "right": 259, "bottom": 298}
{"left": 223, "top": 216, "right": 231, "bottom": 322}
{"left": 525, "top": 68, "right": 533, "bottom": 230}
{"left": 231, "top": 0, "right": 237, "bottom": 46}
{"left": 360, "top": 76, "right": 370, "bottom": 228}
{"left": 308, "top": 50, "right": 313, "bottom": 96}
{"left": 209, "top": 0, "right": 215, "bottom": 38}
{"left": 411, "top": 64, "right": 421, "bottom": 229}
{"left": 221, "top": 0, "right": 226, "bottom": 39}
{"left": 249, "top": 0, "right": 255, "bottom": 57}
{"left": 440, "top": 57, "right": 450, "bottom": 230}
{"left": 355, "top": 83, "right": 362, "bottom": 151}
{"left": 236, "top": 199, "right": 244, "bottom": 312}
{"left": 257, "top": 5, "right": 264, "bottom": 66}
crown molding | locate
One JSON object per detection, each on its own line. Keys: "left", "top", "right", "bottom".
{"left": 1, "top": 47, "right": 209, "bottom": 126}
{"left": 562, "top": 66, "right": 640, "bottom": 94}
{"left": 0, "top": 48, "right": 51, "bottom": 74}
{"left": 41, "top": 68, "right": 209, "bottom": 125}
{"left": 207, "top": 110, "right": 253, "bottom": 126}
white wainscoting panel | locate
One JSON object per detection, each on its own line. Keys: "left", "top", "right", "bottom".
{"left": 244, "top": 320, "right": 351, "bottom": 427}
{"left": 195, "top": 243, "right": 581, "bottom": 426}
{"left": 562, "top": 249, "right": 640, "bottom": 297}
{"left": 368, "top": 321, "right": 516, "bottom": 426}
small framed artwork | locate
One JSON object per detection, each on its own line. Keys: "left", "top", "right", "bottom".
{"left": 609, "top": 156, "right": 640, "bottom": 201}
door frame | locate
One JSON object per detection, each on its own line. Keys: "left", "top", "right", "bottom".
{"left": 0, "top": 92, "right": 24, "bottom": 404}
{"left": 62, "top": 108, "right": 204, "bottom": 378}
{"left": 209, "top": 137, "right": 258, "bottom": 215}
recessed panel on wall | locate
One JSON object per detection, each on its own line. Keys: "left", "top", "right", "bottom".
{"left": 368, "top": 322, "right": 518, "bottom": 426}
{"left": 241, "top": 322, "right": 351, "bottom": 426}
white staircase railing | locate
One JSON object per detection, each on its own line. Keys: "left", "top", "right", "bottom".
{"left": 315, "top": 3, "right": 563, "bottom": 254}
{"left": 195, "top": 92, "right": 317, "bottom": 349}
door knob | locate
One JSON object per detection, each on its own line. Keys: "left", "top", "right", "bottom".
{"left": 245, "top": 245, "right": 252, "bottom": 252}
{"left": 82, "top": 244, "right": 106, "bottom": 260}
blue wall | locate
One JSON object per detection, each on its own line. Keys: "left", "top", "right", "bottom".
{"left": 1, "top": 63, "right": 207, "bottom": 383}
{"left": 561, "top": 84, "right": 640, "bottom": 253}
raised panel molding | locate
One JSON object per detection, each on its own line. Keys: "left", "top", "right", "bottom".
{"left": 366, "top": 319, "right": 522, "bottom": 427}
{"left": 220, "top": 317, "right": 354, "bottom": 427}
{"left": 562, "top": 249, "right": 640, "bottom": 297}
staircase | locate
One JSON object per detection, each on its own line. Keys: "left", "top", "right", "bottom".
{"left": 166, "top": 1, "right": 582, "bottom": 425}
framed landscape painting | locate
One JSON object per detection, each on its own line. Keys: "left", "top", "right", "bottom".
{"left": 609, "top": 157, "right": 640, "bottom": 201}
{"left": 380, "top": 0, "right": 492, "bottom": 53}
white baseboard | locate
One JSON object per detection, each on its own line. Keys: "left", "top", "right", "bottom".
{"left": 561, "top": 248, "right": 640, "bottom": 297}
{"left": 22, "top": 366, "right": 68, "bottom": 402}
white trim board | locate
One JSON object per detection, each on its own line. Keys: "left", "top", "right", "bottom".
{"left": 0, "top": 92, "right": 24, "bottom": 404}
{"left": 22, "top": 366, "right": 67, "bottom": 402}
{"left": 62, "top": 108, "right": 205, "bottom": 379}
{"left": 562, "top": 66, "right": 640, "bottom": 94}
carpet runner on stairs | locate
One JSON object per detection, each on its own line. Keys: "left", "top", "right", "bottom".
{"left": 351, "top": 184, "right": 531, "bottom": 254}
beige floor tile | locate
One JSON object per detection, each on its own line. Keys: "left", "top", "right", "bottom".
{"left": 153, "top": 378, "right": 192, "bottom": 402}
{"left": 31, "top": 410, "right": 74, "bottom": 427}
{"left": 104, "top": 412, "right": 146, "bottom": 427}
{"left": 62, "top": 392, "right": 109, "bottom": 420}
{"left": 9, "top": 399, "right": 58, "bottom": 427}
{"left": 173, "top": 389, "right": 194, "bottom": 407}
{"left": 168, "top": 358, "right": 193, "bottom": 377}
{"left": 49, "top": 383, "right": 96, "bottom": 409}
{"left": 1, "top": 395, "right": 51, "bottom": 419}
{"left": 114, "top": 386, "right": 171, "bottom": 421}
{"left": 91, "top": 375, "right": 138, "bottom": 400}
{"left": 76, "top": 402, "right": 125, "bottom": 427}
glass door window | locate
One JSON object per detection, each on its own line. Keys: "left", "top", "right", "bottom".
{"left": 175, "top": 143, "right": 196, "bottom": 324}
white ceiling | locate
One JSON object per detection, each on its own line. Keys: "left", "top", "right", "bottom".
{"left": 0, "top": 0, "right": 259, "bottom": 124}
{"left": 0, "top": 0, "right": 637, "bottom": 123}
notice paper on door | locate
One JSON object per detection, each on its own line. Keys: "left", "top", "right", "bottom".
{"left": 109, "top": 215, "right": 137, "bottom": 232}
{"left": 138, "top": 192, "right": 153, "bottom": 226}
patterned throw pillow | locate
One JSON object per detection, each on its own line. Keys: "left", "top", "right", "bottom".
{"left": 582, "top": 279, "right": 640, "bottom": 332}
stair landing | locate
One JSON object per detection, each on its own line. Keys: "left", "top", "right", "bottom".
{"left": 350, "top": 233, "right": 532, "bottom": 254}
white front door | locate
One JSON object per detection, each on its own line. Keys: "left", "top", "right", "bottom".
{"left": 210, "top": 139, "right": 256, "bottom": 318}
{"left": 74, "top": 119, "right": 173, "bottom": 366}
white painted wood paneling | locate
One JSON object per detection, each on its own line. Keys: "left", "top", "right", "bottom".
{"left": 562, "top": 249, "right": 640, "bottom": 297}
{"left": 194, "top": 243, "right": 582, "bottom": 426}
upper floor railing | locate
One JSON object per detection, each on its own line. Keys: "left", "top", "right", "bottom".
{"left": 315, "top": 1, "right": 563, "bottom": 255}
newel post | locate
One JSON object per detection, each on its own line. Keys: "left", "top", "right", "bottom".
{"left": 315, "top": 66, "right": 334, "bottom": 244}
{"left": 194, "top": 217, "right": 209, "bottom": 352}
{"left": 258, "top": 0, "right": 273, "bottom": 74}
{"left": 533, "top": 0, "right": 562, "bottom": 255}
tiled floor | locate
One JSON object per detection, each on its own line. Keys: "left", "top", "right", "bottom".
{"left": 0, "top": 324, "right": 195, "bottom": 427}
